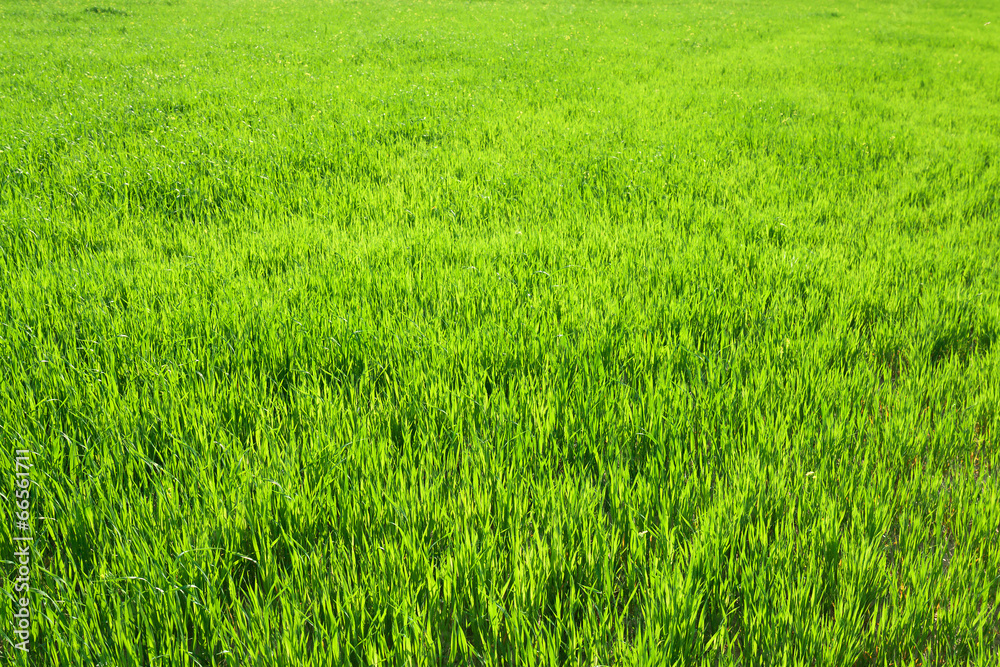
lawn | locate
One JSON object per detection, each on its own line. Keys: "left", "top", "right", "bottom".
{"left": 1, "top": 0, "right": 999, "bottom": 664}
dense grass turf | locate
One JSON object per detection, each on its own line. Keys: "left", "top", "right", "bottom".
{"left": 1, "top": 0, "right": 999, "bottom": 664}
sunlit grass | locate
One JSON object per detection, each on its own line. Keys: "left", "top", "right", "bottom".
{"left": 1, "top": 0, "right": 998, "bottom": 664}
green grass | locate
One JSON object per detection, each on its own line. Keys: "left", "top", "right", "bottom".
{"left": 1, "top": 0, "right": 999, "bottom": 664}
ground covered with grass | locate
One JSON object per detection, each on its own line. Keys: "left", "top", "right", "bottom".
{"left": 1, "top": 0, "right": 999, "bottom": 664}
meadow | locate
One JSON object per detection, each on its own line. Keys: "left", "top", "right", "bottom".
{"left": 1, "top": 0, "right": 999, "bottom": 664}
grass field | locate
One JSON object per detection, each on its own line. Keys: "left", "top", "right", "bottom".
{"left": 1, "top": 0, "right": 999, "bottom": 664}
